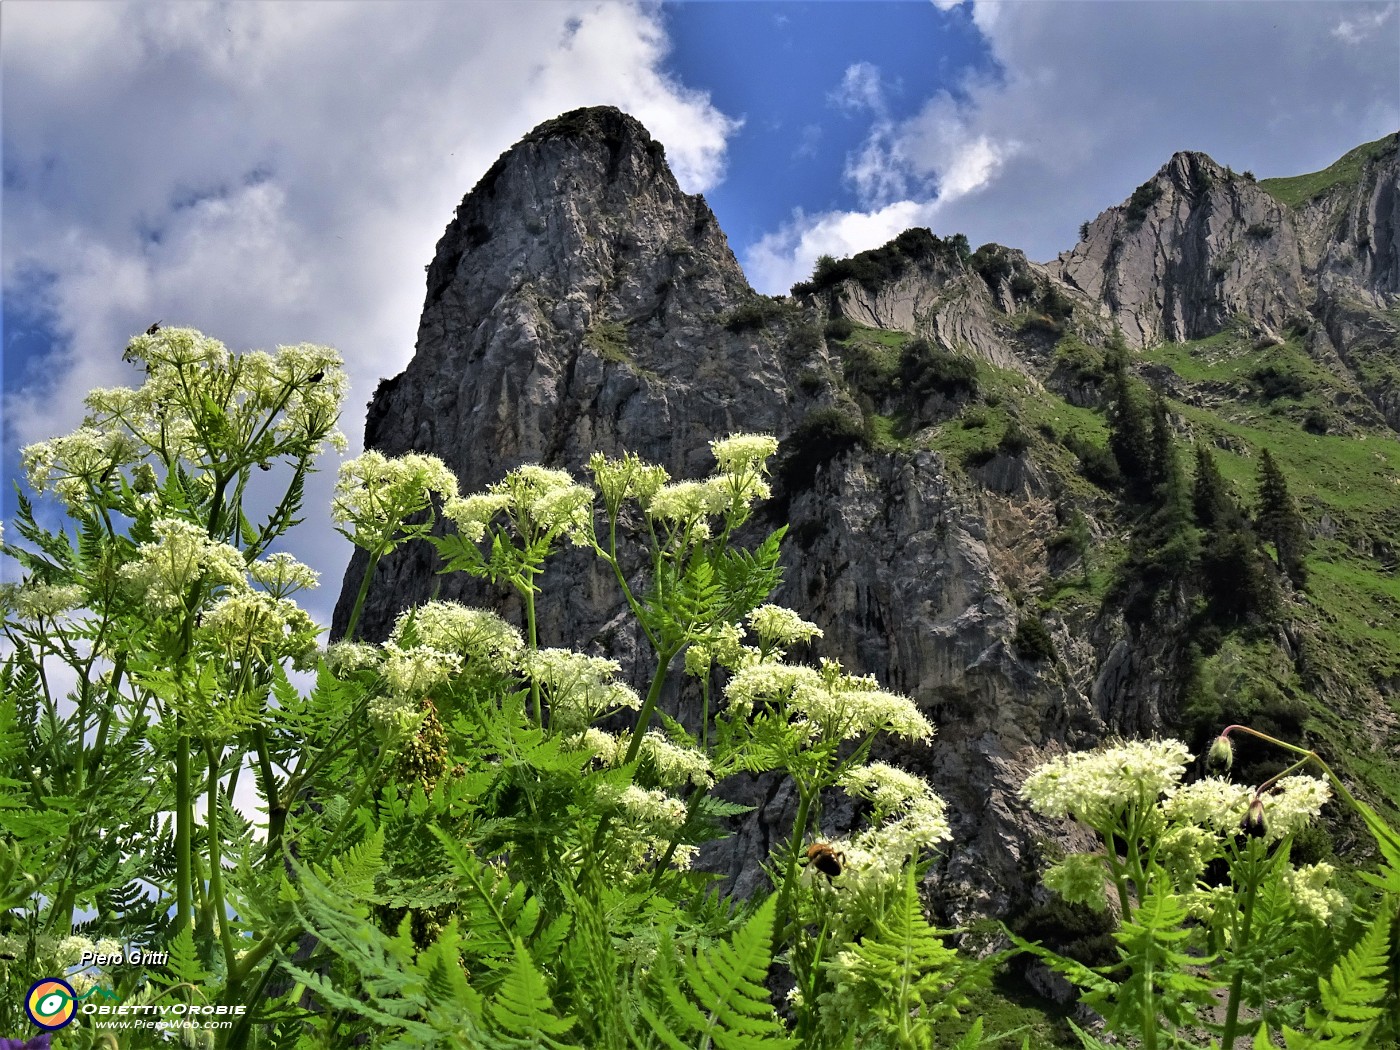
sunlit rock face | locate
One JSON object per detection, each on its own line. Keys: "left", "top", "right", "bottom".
{"left": 335, "top": 111, "right": 1399, "bottom": 923}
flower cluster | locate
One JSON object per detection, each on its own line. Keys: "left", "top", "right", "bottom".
{"left": 1021, "top": 739, "right": 1192, "bottom": 826}
{"left": 444, "top": 466, "right": 593, "bottom": 546}
{"left": 684, "top": 622, "right": 756, "bottom": 678}
{"left": 1161, "top": 777, "right": 1254, "bottom": 833}
{"left": 747, "top": 604, "right": 823, "bottom": 648}
{"left": 83, "top": 331, "right": 348, "bottom": 480}
{"left": 1255, "top": 775, "right": 1330, "bottom": 841}
{"left": 333, "top": 450, "right": 459, "bottom": 554}
{"left": 391, "top": 600, "right": 522, "bottom": 672}
{"left": 710, "top": 433, "right": 779, "bottom": 476}
{"left": 838, "top": 762, "right": 934, "bottom": 821}
{"left": 368, "top": 692, "right": 427, "bottom": 737}
{"left": 118, "top": 518, "right": 249, "bottom": 612}
{"left": 587, "top": 451, "right": 670, "bottom": 514}
{"left": 1042, "top": 852, "right": 1110, "bottom": 912}
{"left": 10, "top": 582, "right": 87, "bottom": 622}
{"left": 802, "top": 660, "right": 934, "bottom": 742}
{"left": 1282, "top": 861, "right": 1347, "bottom": 923}
{"left": 724, "top": 658, "right": 933, "bottom": 743}
{"left": 644, "top": 479, "right": 731, "bottom": 526}
{"left": 521, "top": 648, "right": 640, "bottom": 732}
{"left": 381, "top": 643, "right": 463, "bottom": 698}
{"left": 201, "top": 591, "right": 319, "bottom": 668}
{"left": 620, "top": 730, "right": 713, "bottom": 788}
{"left": 248, "top": 553, "right": 320, "bottom": 598}
{"left": 21, "top": 427, "right": 139, "bottom": 508}
{"left": 595, "top": 782, "right": 696, "bottom": 874}
{"left": 325, "top": 641, "right": 383, "bottom": 673}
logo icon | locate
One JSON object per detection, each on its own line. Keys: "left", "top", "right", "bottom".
{"left": 25, "top": 978, "right": 77, "bottom": 1030}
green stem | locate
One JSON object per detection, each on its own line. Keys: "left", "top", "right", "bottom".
{"left": 255, "top": 726, "right": 286, "bottom": 867}
{"left": 775, "top": 785, "right": 818, "bottom": 944}
{"left": 175, "top": 728, "right": 193, "bottom": 934}
{"left": 648, "top": 786, "right": 708, "bottom": 891}
{"left": 1220, "top": 845, "right": 1262, "bottom": 1049}
{"left": 523, "top": 579, "right": 541, "bottom": 725}
{"left": 623, "top": 652, "right": 677, "bottom": 765}
{"left": 1102, "top": 843, "right": 1134, "bottom": 921}
{"left": 205, "top": 742, "right": 237, "bottom": 977}
{"left": 342, "top": 549, "right": 382, "bottom": 643}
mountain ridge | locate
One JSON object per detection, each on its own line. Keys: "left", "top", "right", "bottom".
{"left": 335, "top": 107, "right": 1400, "bottom": 923}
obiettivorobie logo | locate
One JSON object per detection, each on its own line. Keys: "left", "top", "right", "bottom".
{"left": 24, "top": 978, "right": 119, "bottom": 1030}
{"left": 23, "top": 977, "right": 248, "bottom": 1033}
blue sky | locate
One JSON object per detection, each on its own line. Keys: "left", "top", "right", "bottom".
{"left": 661, "top": 1, "right": 997, "bottom": 247}
{"left": 3, "top": 0, "right": 1397, "bottom": 628}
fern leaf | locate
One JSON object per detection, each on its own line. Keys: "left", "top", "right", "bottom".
{"left": 487, "top": 937, "right": 582, "bottom": 1048}
{"left": 312, "top": 825, "right": 384, "bottom": 897}
{"left": 164, "top": 922, "right": 209, "bottom": 985}
{"left": 1284, "top": 898, "right": 1394, "bottom": 1048}
{"left": 649, "top": 894, "right": 796, "bottom": 1050}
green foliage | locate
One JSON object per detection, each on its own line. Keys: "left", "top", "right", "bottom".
{"left": 1079, "top": 882, "right": 1218, "bottom": 1044}
{"left": 828, "top": 865, "right": 994, "bottom": 1049}
{"left": 1256, "top": 447, "right": 1310, "bottom": 588}
{"left": 1259, "top": 133, "right": 1398, "bottom": 208}
{"left": 1282, "top": 897, "right": 1395, "bottom": 1048}
{"left": 791, "top": 228, "right": 971, "bottom": 296}
{"left": 585, "top": 319, "right": 632, "bottom": 364}
{"left": 1123, "top": 180, "right": 1164, "bottom": 227}
{"left": 1012, "top": 615, "right": 1056, "bottom": 662}
{"left": 490, "top": 940, "right": 583, "bottom": 1049}
{"left": 776, "top": 408, "right": 867, "bottom": 493}
{"left": 824, "top": 316, "right": 855, "bottom": 341}
{"left": 899, "top": 338, "right": 979, "bottom": 398}
{"left": 639, "top": 895, "right": 797, "bottom": 1050}
{"left": 1052, "top": 336, "right": 1106, "bottom": 384}
{"left": 726, "top": 296, "right": 798, "bottom": 333}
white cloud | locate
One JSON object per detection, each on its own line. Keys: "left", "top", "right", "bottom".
{"left": 745, "top": 1, "right": 1398, "bottom": 293}
{"left": 746, "top": 199, "right": 942, "bottom": 295}
{"left": 1333, "top": 5, "right": 1396, "bottom": 44}
{"left": 830, "top": 61, "right": 887, "bottom": 115}
{"left": 1, "top": 0, "right": 738, "bottom": 624}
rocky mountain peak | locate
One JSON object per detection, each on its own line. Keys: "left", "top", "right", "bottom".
{"left": 337, "top": 111, "right": 1400, "bottom": 926}
{"left": 1059, "top": 147, "right": 1305, "bottom": 348}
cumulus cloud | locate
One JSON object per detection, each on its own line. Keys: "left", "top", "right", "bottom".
{"left": 745, "top": 199, "right": 942, "bottom": 295}
{"left": 2, "top": 0, "right": 738, "bottom": 623}
{"left": 744, "top": 1, "right": 1397, "bottom": 293}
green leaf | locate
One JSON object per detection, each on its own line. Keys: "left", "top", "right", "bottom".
{"left": 487, "top": 938, "right": 582, "bottom": 1048}
{"left": 1284, "top": 897, "right": 1395, "bottom": 1048}
{"left": 640, "top": 894, "right": 797, "bottom": 1050}
{"left": 164, "top": 922, "right": 210, "bottom": 985}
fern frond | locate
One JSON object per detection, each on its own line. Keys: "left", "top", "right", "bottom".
{"left": 1283, "top": 897, "right": 1394, "bottom": 1048}
{"left": 487, "top": 937, "right": 582, "bottom": 1048}
{"left": 640, "top": 894, "right": 796, "bottom": 1050}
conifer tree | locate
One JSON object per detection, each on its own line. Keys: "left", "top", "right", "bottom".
{"left": 1192, "top": 441, "right": 1234, "bottom": 529}
{"left": 1193, "top": 442, "right": 1277, "bottom": 623}
{"left": 1106, "top": 355, "right": 1153, "bottom": 501}
{"left": 1255, "top": 447, "right": 1309, "bottom": 588}
{"left": 1149, "top": 393, "right": 1174, "bottom": 495}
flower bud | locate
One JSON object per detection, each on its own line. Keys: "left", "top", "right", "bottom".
{"left": 1207, "top": 734, "right": 1234, "bottom": 772}
{"left": 1242, "top": 796, "right": 1267, "bottom": 839}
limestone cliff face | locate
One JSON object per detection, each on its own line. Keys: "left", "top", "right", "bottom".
{"left": 333, "top": 108, "right": 1115, "bottom": 920}
{"left": 335, "top": 110, "right": 1398, "bottom": 922}
{"left": 336, "top": 107, "right": 814, "bottom": 645}
{"left": 1058, "top": 151, "right": 1306, "bottom": 348}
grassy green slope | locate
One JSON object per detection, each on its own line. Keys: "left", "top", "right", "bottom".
{"left": 1259, "top": 132, "right": 1399, "bottom": 208}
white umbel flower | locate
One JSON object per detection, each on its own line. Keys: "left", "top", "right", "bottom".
{"left": 1021, "top": 739, "right": 1192, "bottom": 826}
